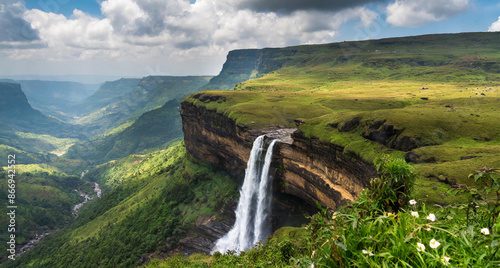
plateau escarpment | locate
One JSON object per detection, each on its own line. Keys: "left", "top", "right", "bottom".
{"left": 181, "top": 32, "right": 500, "bottom": 206}
{"left": 181, "top": 99, "right": 376, "bottom": 209}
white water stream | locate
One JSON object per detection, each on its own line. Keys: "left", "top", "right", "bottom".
{"left": 213, "top": 135, "right": 277, "bottom": 253}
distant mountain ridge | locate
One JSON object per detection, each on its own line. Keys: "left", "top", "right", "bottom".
{"left": 76, "top": 75, "right": 212, "bottom": 136}
{"left": 0, "top": 79, "right": 100, "bottom": 122}
{"left": 66, "top": 99, "right": 183, "bottom": 164}
{"left": 75, "top": 78, "right": 141, "bottom": 115}
{"left": 203, "top": 32, "right": 500, "bottom": 90}
{"left": 0, "top": 82, "right": 81, "bottom": 138}
{"left": 0, "top": 82, "right": 84, "bottom": 164}
{"left": 201, "top": 49, "right": 261, "bottom": 90}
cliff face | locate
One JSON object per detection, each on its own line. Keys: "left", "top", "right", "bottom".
{"left": 200, "top": 48, "right": 294, "bottom": 91}
{"left": 0, "top": 82, "right": 35, "bottom": 116}
{"left": 276, "top": 131, "right": 376, "bottom": 208}
{"left": 0, "top": 82, "right": 83, "bottom": 138}
{"left": 181, "top": 100, "right": 376, "bottom": 209}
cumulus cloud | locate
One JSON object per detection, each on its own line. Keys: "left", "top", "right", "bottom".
{"left": 0, "top": 0, "right": 39, "bottom": 43}
{"left": 386, "top": 0, "right": 468, "bottom": 27}
{"left": 4, "top": 0, "right": 380, "bottom": 75}
{"left": 236, "top": 0, "right": 385, "bottom": 14}
{"left": 489, "top": 16, "right": 500, "bottom": 32}
{"left": 24, "top": 9, "right": 114, "bottom": 49}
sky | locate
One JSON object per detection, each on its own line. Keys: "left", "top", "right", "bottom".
{"left": 1, "top": 0, "right": 500, "bottom": 80}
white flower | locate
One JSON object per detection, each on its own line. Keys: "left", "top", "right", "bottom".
{"left": 441, "top": 255, "right": 450, "bottom": 266}
{"left": 362, "top": 249, "right": 374, "bottom": 256}
{"left": 416, "top": 242, "right": 425, "bottom": 252}
{"left": 481, "top": 228, "right": 490, "bottom": 235}
{"left": 429, "top": 238, "right": 441, "bottom": 249}
{"left": 411, "top": 211, "right": 419, "bottom": 218}
{"left": 426, "top": 213, "right": 436, "bottom": 222}
{"left": 409, "top": 199, "right": 417, "bottom": 205}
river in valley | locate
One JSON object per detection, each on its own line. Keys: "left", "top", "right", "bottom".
{"left": 73, "top": 182, "right": 102, "bottom": 216}
{"left": 18, "top": 181, "right": 102, "bottom": 257}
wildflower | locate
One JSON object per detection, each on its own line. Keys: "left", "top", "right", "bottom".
{"left": 429, "top": 239, "right": 441, "bottom": 249}
{"left": 384, "top": 212, "right": 395, "bottom": 217}
{"left": 362, "top": 249, "right": 374, "bottom": 256}
{"left": 310, "top": 263, "right": 314, "bottom": 268}
{"left": 411, "top": 211, "right": 419, "bottom": 218}
{"left": 426, "top": 213, "right": 436, "bottom": 222}
{"left": 416, "top": 242, "right": 425, "bottom": 252}
{"left": 441, "top": 255, "right": 450, "bottom": 266}
{"left": 481, "top": 228, "right": 490, "bottom": 235}
{"left": 409, "top": 199, "right": 417, "bottom": 205}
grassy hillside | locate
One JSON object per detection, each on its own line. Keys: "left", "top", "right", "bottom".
{"left": 0, "top": 165, "right": 93, "bottom": 262}
{"left": 75, "top": 78, "right": 141, "bottom": 116}
{"left": 0, "top": 82, "right": 88, "bottom": 166}
{"left": 147, "top": 160, "right": 500, "bottom": 267}
{"left": 76, "top": 76, "right": 211, "bottom": 136}
{"left": 66, "top": 100, "right": 184, "bottom": 164}
{"left": 184, "top": 32, "right": 500, "bottom": 204}
{"left": 2, "top": 142, "right": 239, "bottom": 268}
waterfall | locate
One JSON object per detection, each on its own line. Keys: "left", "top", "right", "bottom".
{"left": 212, "top": 135, "right": 277, "bottom": 254}
{"left": 253, "top": 139, "right": 277, "bottom": 245}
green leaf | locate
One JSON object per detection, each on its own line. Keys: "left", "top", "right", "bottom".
{"left": 334, "top": 240, "right": 347, "bottom": 251}
{"left": 447, "top": 189, "right": 459, "bottom": 196}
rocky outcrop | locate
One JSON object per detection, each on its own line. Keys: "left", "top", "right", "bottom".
{"left": 177, "top": 193, "right": 312, "bottom": 254}
{"left": 181, "top": 100, "right": 377, "bottom": 210}
{"left": 179, "top": 215, "right": 232, "bottom": 254}
{"left": 276, "top": 131, "right": 375, "bottom": 208}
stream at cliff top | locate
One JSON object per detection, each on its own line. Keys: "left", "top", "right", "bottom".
{"left": 212, "top": 135, "right": 277, "bottom": 253}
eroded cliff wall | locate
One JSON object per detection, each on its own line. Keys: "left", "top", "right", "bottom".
{"left": 181, "top": 100, "right": 376, "bottom": 210}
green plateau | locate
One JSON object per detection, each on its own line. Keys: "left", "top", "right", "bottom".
{"left": 184, "top": 32, "right": 500, "bottom": 204}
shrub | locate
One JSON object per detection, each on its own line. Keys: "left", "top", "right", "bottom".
{"left": 355, "top": 156, "right": 416, "bottom": 215}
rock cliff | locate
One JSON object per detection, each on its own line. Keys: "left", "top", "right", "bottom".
{"left": 0, "top": 82, "right": 82, "bottom": 138}
{"left": 181, "top": 99, "right": 377, "bottom": 210}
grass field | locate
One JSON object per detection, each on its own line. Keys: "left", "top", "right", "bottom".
{"left": 183, "top": 33, "right": 500, "bottom": 204}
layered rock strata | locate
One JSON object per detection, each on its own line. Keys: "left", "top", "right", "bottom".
{"left": 181, "top": 101, "right": 376, "bottom": 210}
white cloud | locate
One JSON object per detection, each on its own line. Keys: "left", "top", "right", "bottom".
{"left": 386, "top": 0, "right": 468, "bottom": 27}
{"left": 101, "top": 0, "right": 147, "bottom": 35}
{"left": 489, "top": 16, "right": 500, "bottom": 32}
{"left": 0, "top": 0, "right": 40, "bottom": 45}
{"left": 21, "top": 8, "right": 116, "bottom": 61}
{"left": 3, "top": 0, "right": 380, "bottom": 75}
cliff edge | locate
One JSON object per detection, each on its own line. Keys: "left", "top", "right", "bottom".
{"left": 181, "top": 97, "right": 376, "bottom": 209}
